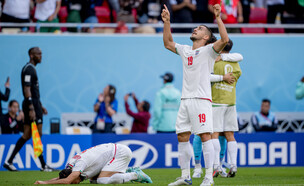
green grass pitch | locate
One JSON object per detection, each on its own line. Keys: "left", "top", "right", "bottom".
{"left": 0, "top": 167, "right": 303, "bottom": 185}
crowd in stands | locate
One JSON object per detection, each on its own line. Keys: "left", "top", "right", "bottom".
{"left": 0, "top": 0, "right": 303, "bottom": 33}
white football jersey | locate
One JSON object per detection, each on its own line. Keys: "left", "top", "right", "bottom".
{"left": 68, "top": 143, "right": 115, "bottom": 179}
{"left": 175, "top": 43, "right": 218, "bottom": 100}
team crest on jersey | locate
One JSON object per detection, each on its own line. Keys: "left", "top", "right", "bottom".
{"left": 195, "top": 50, "right": 200, "bottom": 55}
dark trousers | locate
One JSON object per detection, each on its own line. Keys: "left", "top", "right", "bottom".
{"left": 1, "top": 13, "right": 30, "bottom": 31}
{"left": 267, "top": 4, "right": 284, "bottom": 23}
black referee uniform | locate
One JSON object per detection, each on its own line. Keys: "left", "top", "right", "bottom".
{"left": 21, "top": 62, "right": 43, "bottom": 125}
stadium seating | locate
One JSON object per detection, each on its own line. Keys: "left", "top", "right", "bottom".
{"left": 267, "top": 28, "right": 285, "bottom": 33}
{"left": 249, "top": 8, "right": 267, "bottom": 23}
{"left": 241, "top": 27, "right": 265, "bottom": 34}
{"left": 58, "top": 6, "right": 68, "bottom": 32}
{"left": 241, "top": 8, "right": 267, "bottom": 34}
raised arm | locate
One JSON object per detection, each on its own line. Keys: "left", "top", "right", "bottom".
{"left": 212, "top": 1, "right": 229, "bottom": 53}
{"left": 162, "top": 5, "right": 176, "bottom": 53}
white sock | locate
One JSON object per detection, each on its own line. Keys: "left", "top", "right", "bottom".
{"left": 97, "top": 173, "right": 137, "bottom": 184}
{"left": 178, "top": 142, "right": 192, "bottom": 178}
{"left": 212, "top": 139, "right": 221, "bottom": 168}
{"left": 194, "top": 163, "right": 201, "bottom": 169}
{"left": 202, "top": 140, "right": 214, "bottom": 179}
{"left": 227, "top": 141, "right": 238, "bottom": 167}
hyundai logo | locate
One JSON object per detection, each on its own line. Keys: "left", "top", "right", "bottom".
{"left": 117, "top": 140, "right": 158, "bottom": 169}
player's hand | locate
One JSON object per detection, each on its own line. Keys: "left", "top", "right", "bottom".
{"left": 213, "top": 0, "right": 222, "bottom": 18}
{"left": 98, "top": 93, "right": 104, "bottom": 102}
{"left": 5, "top": 77, "right": 10, "bottom": 88}
{"left": 29, "top": 106, "right": 36, "bottom": 121}
{"left": 223, "top": 73, "right": 236, "bottom": 84}
{"left": 161, "top": 5, "right": 170, "bottom": 23}
{"left": 34, "top": 180, "right": 46, "bottom": 184}
{"left": 124, "top": 94, "right": 129, "bottom": 102}
{"left": 42, "top": 106, "right": 48, "bottom": 115}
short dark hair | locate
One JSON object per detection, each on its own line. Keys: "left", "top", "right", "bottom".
{"left": 28, "top": 47, "right": 39, "bottom": 56}
{"left": 59, "top": 168, "right": 72, "bottom": 179}
{"left": 9, "top": 100, "right": 18, "bottom": 107}
{"left": 223, "top": 39, "right": 233, "bottom": 52}
{"left": 201, "top": 25, "right": 217, "bottom": 45}
{"left": 262, "top": 99, "right": 271, "bottom": 104}
{"left": 142, "top": 101, "right": 150, "bottom": 112}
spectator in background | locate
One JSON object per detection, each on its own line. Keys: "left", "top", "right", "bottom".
{"left": 240, "top": 0, "right": 253, "bottom": 23}
{"left": 139, "top": 0, "right": 165, "bottom": 23}
{"left": 93, "top": 85, "right": 118, "bottom": 133}
{"left": 117, "top": 0, "right": 143, "bottom": 23}
{"left": 35, "top": 0, "right": 61, "bottom": 33}
{"left": 251, "top": 99, "right": 278, "bottom": 132}
{"left": 0, "top": 77, "right": 10, "bottom": 117}
{"left": 193, "top": 0, "right": 213, "bottom": 23}
{"left": 66, "top": 0, "right": 82, "bottom": 32}
{"left": 170, "top": 0, "right": 196, "bottom": 32}
{"left": 296, "top": 76, "right": 304, "bottom": 100}
{"left": 1, "top": 0, "right": 32, "bottom": 31}
{"left": 209, "top": 0, "right": 243, "bottom": 24}
{"left": 266, "top": 0, "right": 284, "bottom": 23}
{"left": 124, "top": 93, "right": 151, "bottom": 133}
{"left": 152, "top": 72, "right": 181, "bottom": 133}
{"left": 0, "top": 100, "right": 24, "bottom": 134}
{"left": 80, "top": 0, "right": 102, "bottom": 23}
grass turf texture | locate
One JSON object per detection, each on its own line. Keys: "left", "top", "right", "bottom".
{"left": 0, "top": 167, "right": 303, "bottom": 185}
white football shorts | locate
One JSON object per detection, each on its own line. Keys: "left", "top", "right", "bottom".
{"left": 176, "top": 98, "right": 213, "bottom": 135}
{"left": 102, "top": 144, "right": 132, "bottom": 173}
{"left": 212, "top": 105, "right": 239, "bottom": 132}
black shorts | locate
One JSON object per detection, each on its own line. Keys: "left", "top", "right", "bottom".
{"left": 22, "top": 99, "right": 43, "bottom": 125}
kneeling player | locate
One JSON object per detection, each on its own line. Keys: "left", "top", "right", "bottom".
{"left": 34, "top": 143, "right": 152, "bottom": 184}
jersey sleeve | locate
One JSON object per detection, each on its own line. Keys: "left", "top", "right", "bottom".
{"left": 175, "top": 43, "right": 185, "bottom": 56}
{"left": 210, "top": 74, "right": 223, "bottom": 82}
{"left": 72, "top": 160, "right": 87, "bottom": 173}
{"left": 23, "top": 66, "right": 35, "bottom": 87}
{"left": 208, "top": 44, "right": 219, "bottom": 60}
{"left": 221, "top": 53, "right": 243, "bottom": 62}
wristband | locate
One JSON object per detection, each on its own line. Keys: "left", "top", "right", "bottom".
{"left": 26, "top": 97, "right": 33, "bottom": 105}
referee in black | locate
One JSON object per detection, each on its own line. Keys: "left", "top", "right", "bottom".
{"left": 3, "top": 47, "right": 54, "bottom": 172}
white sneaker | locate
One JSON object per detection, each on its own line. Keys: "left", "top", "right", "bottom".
{"left": 192, "top": 168, "right": 203, "bottom": 178}
{"left": 200, "top": 177, "right": 214, "bottom": 186}
{"left": 168, "top": 177, "right": 192, "bottom": 186}
{"left": 219, "top": 166, "right": 228, "bottom": 178}
{"left": 227, "top": 166, "right": 237, "bottom": 178}
{"left": 3, "top": 162, "right": 18, "bottom": 171}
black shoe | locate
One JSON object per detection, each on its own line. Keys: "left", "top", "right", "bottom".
{"left": 3, "top": 162, "right": 18, "bottom": 171}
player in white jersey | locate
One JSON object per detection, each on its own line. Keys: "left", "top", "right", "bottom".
{"left": 34, "top": 143, "right": 152, "bottom": 184}
{"left": 161, "top": 1, "right": 229, "bottom": 186}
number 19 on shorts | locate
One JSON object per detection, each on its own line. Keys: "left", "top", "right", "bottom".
{"left": 198, "top": 113, "right": 206, "bottom": 123}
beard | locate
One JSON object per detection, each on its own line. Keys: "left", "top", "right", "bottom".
{"left": 190, "top": 36, "right": 197, "bottom": 41}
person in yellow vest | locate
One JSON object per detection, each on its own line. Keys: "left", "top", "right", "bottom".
{"left": 210, "top": 39, "right": 242, "bottom": 178}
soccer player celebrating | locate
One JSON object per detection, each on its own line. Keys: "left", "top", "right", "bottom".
{"left": 161, "top": 0, "right": 229, "bottom": 185}
{"left": 34, "top": 143, "right": 152, "bottom": 184}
